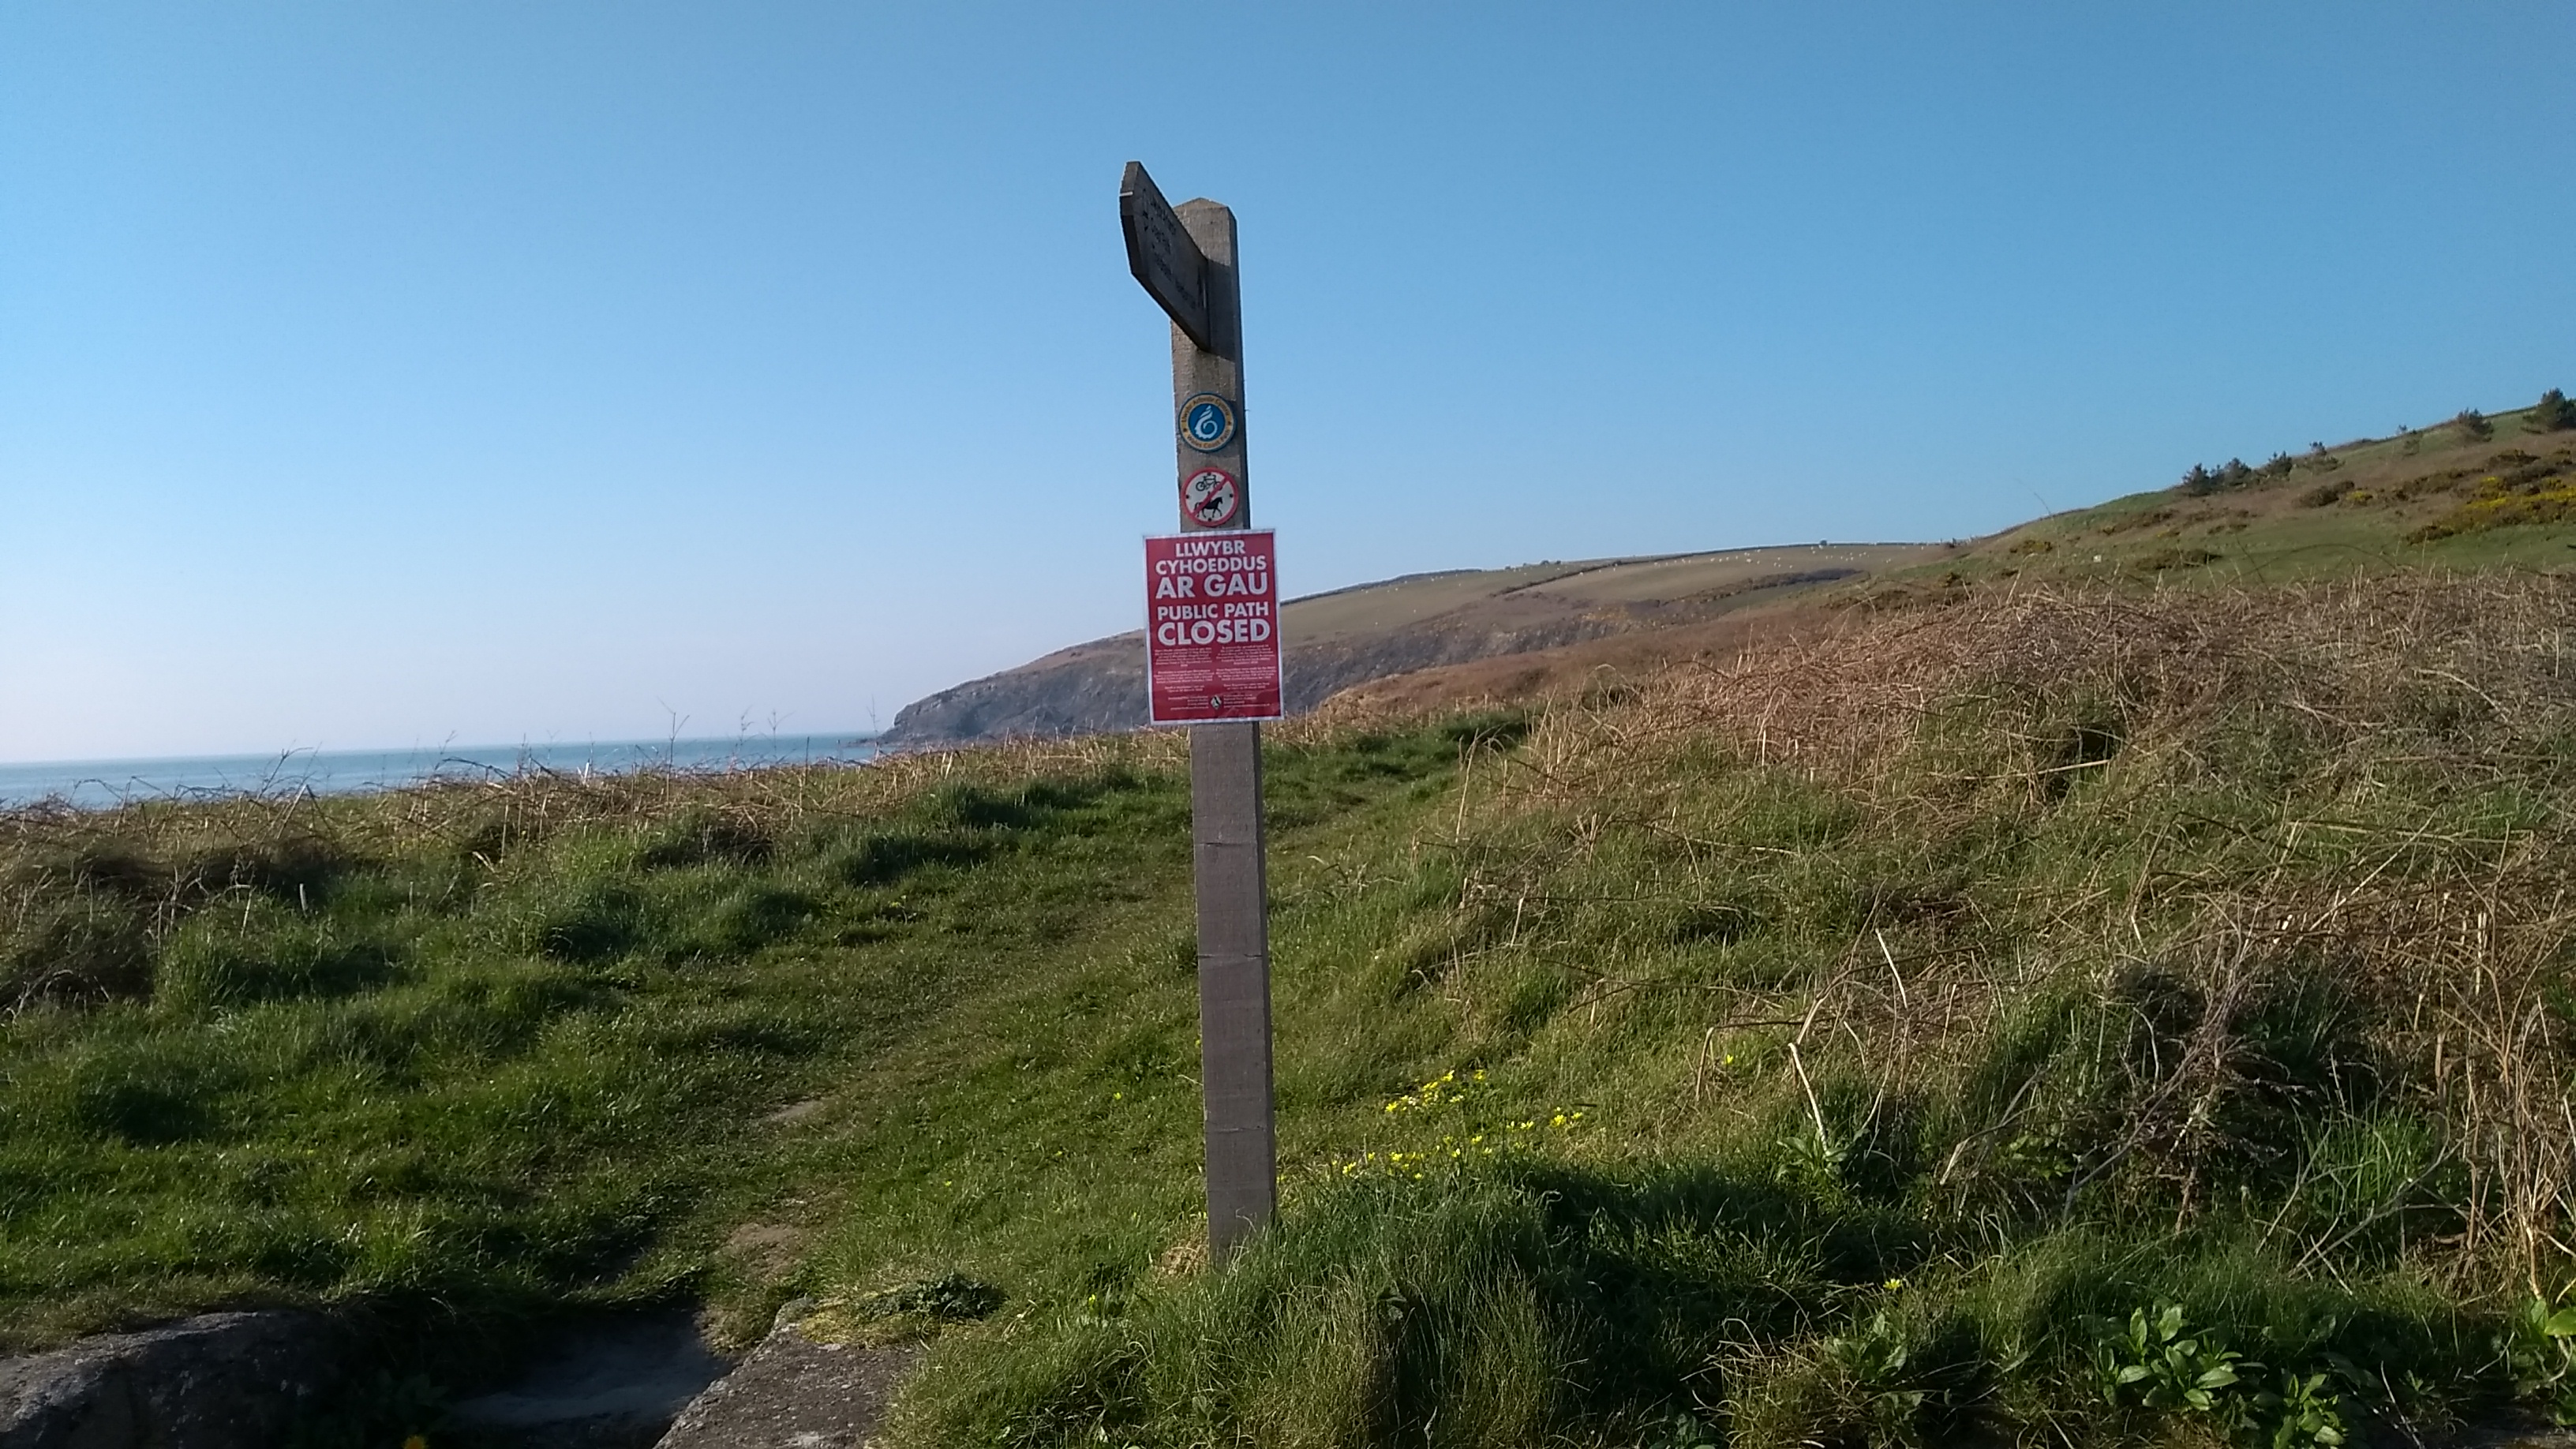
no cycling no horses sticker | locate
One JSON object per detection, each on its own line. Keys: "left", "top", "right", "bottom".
{"left": 1180, "top": 467, "right": 1241, "bottom": 527}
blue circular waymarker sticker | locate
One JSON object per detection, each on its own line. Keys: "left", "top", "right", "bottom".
{"left": 1179, "top": 393, "right": 1237, "bottom": 452}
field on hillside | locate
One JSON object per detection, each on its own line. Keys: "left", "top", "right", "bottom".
{"left": 7, "top": 571, "right": 2576, "bottom": 1447}
{"left": 1280, "top": 544, "right": 1940, "bottom": 644}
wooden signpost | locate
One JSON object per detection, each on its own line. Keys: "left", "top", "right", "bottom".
{"left": 1120, "top": 161, "right": 1277, "bottom": 1258}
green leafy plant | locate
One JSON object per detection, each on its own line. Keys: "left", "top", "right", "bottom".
{"left": 1772, "top": 1125, "right": 1850, "bottom": 1197}
{"left": 2091, "top": 1303, "right": 2246, "bottom": 1417}
{"left": 2092, "top": 1305, "right": 2354, "bottom": 1448}
{"left": 1818, "top": 1309, "right": 1932, "bottom": 1439}
{"left": 2496, "top": 1291, "right": 2576, "bottom": 1426}
{"left": 2250, "top": 1371, "right": 2347, "bottom": 1449}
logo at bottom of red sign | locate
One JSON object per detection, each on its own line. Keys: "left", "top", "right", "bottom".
{"left": 1181, "top": 468, "right": 1241, "bottom": 527}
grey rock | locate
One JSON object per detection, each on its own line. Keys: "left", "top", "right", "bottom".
{"left": 653, "top": 1324, "right": 912, "bottom": 1449}
{"left": 0, "top": 1311, "right": 343, "bottom": 1449}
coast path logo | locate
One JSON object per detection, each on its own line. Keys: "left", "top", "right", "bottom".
{"left": 1180, "top": 393, "right": 1237, "bottom": 452}
{"left": 1181, "top": 467, "right": 1242, "bottom": 528}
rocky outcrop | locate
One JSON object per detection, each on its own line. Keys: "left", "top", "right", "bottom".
{"left": 654, "top": 1321, "right": 913, "bottom": 1448}
{"left": 0, "top": 1311, "right": 344, "bottom": 1449}
{"left": 882, "top": 635, "right": 1148, "bottom": 745}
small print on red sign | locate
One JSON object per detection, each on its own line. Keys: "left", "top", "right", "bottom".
{"left": 1145, "top": 530, "right": 1283, "bottom": 724}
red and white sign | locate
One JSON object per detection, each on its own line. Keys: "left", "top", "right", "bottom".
{"left": 1181, "top": 467, "right": 1241, "bottom": 527}
{"left": 1145, "top": 529, "right": 1282, "bottom": 724}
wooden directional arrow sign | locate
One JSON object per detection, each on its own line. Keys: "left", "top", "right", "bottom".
{"left": 1119, "top": 162, "right": 1217, "bottom": 353}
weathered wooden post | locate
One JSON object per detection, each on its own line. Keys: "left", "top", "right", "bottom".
{"left": 1121, "top": 162, "right": 1279, "bottom": 1257}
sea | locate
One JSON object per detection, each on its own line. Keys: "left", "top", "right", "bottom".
{"left": 0, "top": 735, "right": 882, "bottom": 811}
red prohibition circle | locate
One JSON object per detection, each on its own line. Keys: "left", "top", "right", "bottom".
{"left": 1181, "top": 467, "right": 1241, "bottom": 527}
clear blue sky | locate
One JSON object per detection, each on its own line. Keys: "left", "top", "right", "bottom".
{"left": 4, "top": 3, "right": 2570, "bottom": 762}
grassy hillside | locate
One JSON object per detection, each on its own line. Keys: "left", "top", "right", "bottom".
{"left": 882, "top": 543, "right": 1938, "bottom": 743}
{"left": 892, "top": 575, "right": 2576, "bottom": 1449}
{"left": 7, "top": 567, "right": 2576, "bottom": 1447}
{"left": 1313, "top": 397, "right": 2576, "bottom": 719}
{"left": 1928, "top": 399, "right": 2576, "bottom": 587}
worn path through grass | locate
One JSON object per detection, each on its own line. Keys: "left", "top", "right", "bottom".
{"left": 0, "top": 718, "right": 1503, "bottom": 1391}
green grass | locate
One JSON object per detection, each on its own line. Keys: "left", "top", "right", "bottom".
{"left": 886, "top": 575, "right": 2576, "bottom": 1447}
{"left": 1894, "top": 402, "right": 2576, "bottom": 593}
{"left": 8, "top": 575, "right": 2576, "bottom": 1447}
{"left": 0, "top": 723, "right": 1499, "bottom": 1366}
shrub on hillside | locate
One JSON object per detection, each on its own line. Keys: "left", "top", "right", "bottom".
{"left": 2528, "top": 388, "right": 2576, "bottom": 433}
{"left": 2177, "top": 460, "right": 2257, "bottom": 495}
{"left": 2454, "top": 407, "right": 2493, "bottom": 441}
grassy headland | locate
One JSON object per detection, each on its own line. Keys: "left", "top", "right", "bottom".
{"left": 6, "top": 416, "right": 2576, "bottom": 1445}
